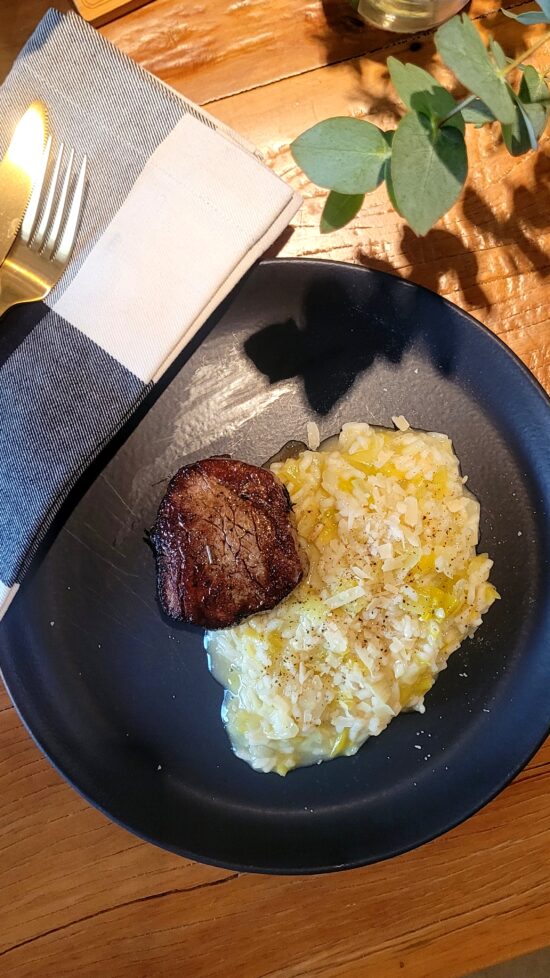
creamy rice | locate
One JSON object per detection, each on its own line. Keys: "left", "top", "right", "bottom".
{"left": 206, "top": 422, "right": 498, "bottom": 775}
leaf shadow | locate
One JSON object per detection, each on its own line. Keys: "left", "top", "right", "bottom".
{"left": 345, "top": 38, "right": 438, "bottom": 127}
{"left": 354, "top": 146, "right": 550, "bottom": 312}
{"left": 243, "top": 269, "right": 457, "bottom": 416}
{"left": 355, "top": 225, "right": 492, "bottom": 311}
{"left": 460, "top": 149, "right": 550, "bottom": 276}
{"left": 315, "top": 0, "right": 373, "bottom": 78}
{"left": 356, "top": 89, "right": 403, "bottom": 125}
{"left": 313, "top": 0, "right": 437, "bottom": 90}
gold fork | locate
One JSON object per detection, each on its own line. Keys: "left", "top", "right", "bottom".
{"left": 0, "top": 137, "right": 87, "bottom": 318}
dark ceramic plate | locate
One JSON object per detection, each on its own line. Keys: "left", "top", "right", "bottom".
{"left": 2, "top": 259, "right": 550, "bottom": 874}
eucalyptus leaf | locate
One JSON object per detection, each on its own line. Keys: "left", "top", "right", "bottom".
{"left": 521, "top": 64, "right": 550, "bottom": 100}
{"left": 502, "top": 79, "right": 541, "bottom": 155}
{"left": 387, "top": 58, "right": 437, "bottom": 108}
{"left": 502, "top": 103, "right": 533, "bottom": 155}
{"left": 387, "top": 57, "right": 462, "bottom": 128}
{"left": 435, "top": 15, "right": 516, "bottom": 124}
{"left": 320, "top": 191, "right": 364, "bottom": 233}
{"left": 519, "top": 65, "right": 550, "bottom": 138}
{"left": 502, "top": 8, "right": 550, "bottom": 23}
{"left": 503, "top": 0, "right": 550, "bottom": 19}
{"left": 390, "top": 111, "right": 468, "bottom": 235}
{"left": 384, "top": 160, "right": 396, "bottom": 208}
{"left": 384, "top": 158, "right": 404, "bottom": 218}
{"left": 489, "top": 38, "right": 507, "bottom": 69}
{"left": 290, "top": 118, "right": 391, "bottom": 195}
{"left": 291, "top": 8, "right": 550, "bottom": 238}
{"left": 515, "top": 97, "right": 539, "bottom": 150}
{"left": 462, "top": 98, "right": 496, "bottom": 126}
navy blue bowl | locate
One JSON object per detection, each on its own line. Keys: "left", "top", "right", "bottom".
{"left": 1, "top": 259, "right": 549, "bottom": 873}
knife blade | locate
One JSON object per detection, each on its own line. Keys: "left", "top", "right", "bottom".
{"left": 0, "top": 102, "right": 48, "bottom": 267}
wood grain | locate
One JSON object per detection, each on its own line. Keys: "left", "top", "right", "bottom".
{"left": 72, "top": 0, "right": 153, "bottom": 29}
{"left": 1, "top": 0, "right": 549, "bottom": 976}
{"left": 1, "top": 680, "right": 549, "bottom": 978}
{"left": 102, "top": 0, "right": 529, "bottom": 103}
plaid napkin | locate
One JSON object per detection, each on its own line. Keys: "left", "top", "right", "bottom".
{"left": 0, "top": 9, "right": 301, "bottom": 620}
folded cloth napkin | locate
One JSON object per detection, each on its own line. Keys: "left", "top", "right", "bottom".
{"left": 0, "top": 8, "right": 301, "bottom": 620}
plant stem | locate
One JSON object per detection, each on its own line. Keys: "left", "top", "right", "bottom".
{"left": 501, "top": 30, "right": 550, "bottom": 77}
{"left": 438, "top": 29, "right": 550, "bottom": 127}
{"left": 440, "top": 93, "right": 477, "bottom": 125}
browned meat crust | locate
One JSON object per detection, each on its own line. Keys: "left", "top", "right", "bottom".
{"left": 150, "top": 457, "right": 304, "bottom": 628}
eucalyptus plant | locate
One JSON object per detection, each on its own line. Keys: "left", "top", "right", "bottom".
{"left": 291, "top": 5, "right": 550, "bottom": 235}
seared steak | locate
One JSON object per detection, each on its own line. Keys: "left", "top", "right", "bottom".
{"left": 150, "top": 457, "right": 304, "bottom": 628}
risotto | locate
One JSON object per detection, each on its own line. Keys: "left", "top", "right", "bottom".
{"left": 205, "top": 420, "right": 498, "bottom": 775}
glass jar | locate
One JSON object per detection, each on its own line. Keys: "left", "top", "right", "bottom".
{"left": 352, "top": 0, "right": 469, "bottom": 32}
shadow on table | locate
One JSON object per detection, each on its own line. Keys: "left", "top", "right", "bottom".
{"left": 461, "top": 153, "right": 550, "bottom": 279}
{"left": 355, "top": 148, "right": 550, "bottom": 308}
{"left": 316, "top": 0, "right": 370, "bottom": 77}
{"left": 316, "top": 0, "right": 442, "bottom": 74}
{"left": 262, "top": 226, "right": 295, "bottom": 260}
{"left": 355, "top": 226, "right": 492, "bottom": 312}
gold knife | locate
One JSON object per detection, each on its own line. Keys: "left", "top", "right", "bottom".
{"left": 0, "top": 102, "right": 48, "bottom": 267}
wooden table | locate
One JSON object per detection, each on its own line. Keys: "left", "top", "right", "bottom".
{"left": 1, "top": 1, "right": 549, "bottom": 976}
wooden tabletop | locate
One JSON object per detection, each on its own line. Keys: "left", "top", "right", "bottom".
{"left": 1, "top": 1, "right": 549, "bottom": 976}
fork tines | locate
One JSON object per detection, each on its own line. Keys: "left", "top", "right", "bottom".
{"left": 21, "top": 137, "right": 87, "bottom": 264}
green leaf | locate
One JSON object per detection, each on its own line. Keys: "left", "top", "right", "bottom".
{"left": 521, "top": 63, "right": 550, "bottom": 100}
{"left": 435, "top": 15, "right": 516, "bottom": 124}
{"left": 390, "top": 111, "right": 468, "bottom": 235}
{"left": 387, "top": 58, "right": 437, "bottom": 109}
{"left": 515, "top": 97, "right": 538, "bottom": 149}
{"left": 462, "top": 98, "right": 496, "bottom": 126}
{"left": 502, "top": 102, "right": 534, "bottom": 156}
{"left": 384, "top": 158, "right": 404, "bottom": 218}
{"left": 290, "top": 118, "right": 391, "bottom": 195}
{"left": 502, "top": 8, "right": 550, "bottom": 23}
{"left": 518, "top": 65, "right": 550, "bottom": 138}
{"left": 502, "top": 0, "right": 550, "bottom": 21}
{"left": 320, "top": 191, "right": 364, "bottom": 233}
{"left": 502, "top": 79, "right": 541, "bottom": 156}
{"left": 489, "top": 38, "right": 508, "bottom": 69}
{"left": 387, "top": 57, "right": 464, "bottom": 131}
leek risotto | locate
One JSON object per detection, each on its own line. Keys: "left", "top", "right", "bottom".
{"left": 205, "top": 421, "right": 498, "bottom": 776}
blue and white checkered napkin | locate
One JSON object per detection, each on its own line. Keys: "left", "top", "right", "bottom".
{"left": 0, "top": 9, "right": 301, "bottom": 620}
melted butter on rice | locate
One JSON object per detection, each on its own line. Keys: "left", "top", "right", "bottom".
{"left": 205, "top": 422, "right": 499, "bottom": 776}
